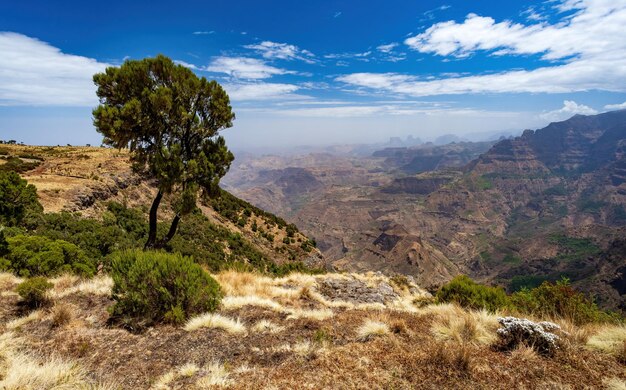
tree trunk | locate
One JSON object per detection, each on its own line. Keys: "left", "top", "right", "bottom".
{"left": 155, "top": 214, "right": 180, "bottom": 249}
{"left": 144, "top": 190, "right": 163, "bottom": 250}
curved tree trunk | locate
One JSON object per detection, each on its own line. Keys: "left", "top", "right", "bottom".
{"left": 144, "top": 190, "right": 163, "bottom": 250}
{"left": 155, "top": 214, "right": 180, "bottom": 249}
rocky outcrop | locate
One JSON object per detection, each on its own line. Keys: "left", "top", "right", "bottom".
{"left": 318, "top": 276, "right": 399, "bottom": 304}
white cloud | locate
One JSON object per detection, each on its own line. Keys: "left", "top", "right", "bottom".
{"left": 405, "top": 1, "right": 626, "bottom": 61}
{"left": 0, "top": 32, "right": 110, "bottom": 106}
{"left": 334, "top": 11, "right": 342, "bottom": 18}
{"left": 604, "top": 101, "right": 626, "bottom": 110}
{"left": 192, "top": 31, "right": 214, "bottom": 35}
{"left": 244, "top": 41, "right": 315, "bottom": 63}
{"left": 173, "top": 60, "right": 200, "bottom": 70}
{"left": 324, "top": 51, "right": 372, "bottom": 60}
{"left": 205, "top": 56, "right": 294, "bottom": 79}
{"left": 377, "top": 43, "right": 398, "bottom": 53}
{"left": 338, "top": 0, "right": 626, "bottom": 97}
{"left": 421, "top": 5, "right": 451, "bottom": 22}
{"left": 540, "top": 100, "right": 598, "bottom": 121}
{"left": 243, "top": 102, "right": 521, "bottom": 118}
{"left": 223, "top": 82, "right": 301, "bottom": 101}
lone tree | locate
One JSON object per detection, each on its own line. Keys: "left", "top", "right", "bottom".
{"left": 92, "top": 55, "right": 235, "bottom": 249}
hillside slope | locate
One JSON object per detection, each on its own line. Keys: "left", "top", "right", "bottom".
{"left": 0, "top": 144, "right": 325, "bottom": 270}
{"left": 1, "top": 271, "right": 624, "bottom": 389}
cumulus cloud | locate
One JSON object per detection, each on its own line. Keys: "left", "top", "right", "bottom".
{"left": 337, "top": 0, "right": 626, "bottom": 97}
{"left": 175, "top": 57, "right": 303, "bottom": 100}
{"left": 244, "top": 41, "right": 315, "bottom": 63}
{"left": 205, "top": 56, "right": 294, "bottom": 79}
{"left": 0, "top": 32, "right": 110, "bottom": 106}
{"left": 404, "top": 1, "right": 625, "bottom": 60}
{"left": 604, "top": 101, "right": 626, "bottom": 110}
{"left": 540, "top": 100, "right": 598, "bottom": 122}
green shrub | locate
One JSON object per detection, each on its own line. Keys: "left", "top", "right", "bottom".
{"left": 35, "top": 206, "right": 143, "bottom": 263}
{"left": 0, "top": 171, "right": 42, "bottom": 227}
{"left": 16, "top": 277, "right": 53, "bottom": 308}
{"left": 436, "top": 275, "right": 511, "bottom": 312}
{"left": 511, "top": 278, "right": 621, "bottom": 325}
{"left": 110, "top": 250, "right": 223, "bottom": 328}
{"left": 1, "top": 235, "right": 93, "bottom": 277}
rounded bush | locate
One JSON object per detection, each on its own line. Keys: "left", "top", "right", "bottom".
{"left": 110, "top": 250, "right": 222, "bottom": 328}
{"left": 1, "top": 235, "right": 94, "bottom": 277}
{"left": 436, "top": 275, "right": 511, "bottom": 312}
{"left": 16, "top": 276, "right": 53, "bottom": 308}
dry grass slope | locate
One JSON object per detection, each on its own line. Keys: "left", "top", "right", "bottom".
{"left": 0, "top": 270, "right": 624, "bottom": 389}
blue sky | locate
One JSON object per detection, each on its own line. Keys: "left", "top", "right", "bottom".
{"left": 1, "top": 0, "right": 626, "bottom": 150}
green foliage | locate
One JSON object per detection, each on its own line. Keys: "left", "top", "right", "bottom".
{"left": 436, "top": 275, "right": 511, "bottom": 312}
{"left": 286, "top": 224, "right": 297, "bottom": 238}
{"left": 208, "top": 188, "right": 292, "bottom": 229}
{"left": 32, "top": 202, "right": 147, "bottom": 265}
{"left": 511, "top": 278, "right": 621, "bottom": 325}
{"left": 0, "top": 171, "right": 42, "bottom": 227}
{"left": 93, "top": 55, "right": 235, "bottom": 248}
{"left": 0, "top": 230, "right": 8, "bottom": 257}
{"left": 1, "top": 235, "right": 94, "bottom": 277}
{"left": 110, "top": 250, "right": 222, "bottom": 327}
{"left": 16, "top": 277, "right": 53, "bottom": 308}
{"left": 548, "top": 234, "right": 601, "bottom": 261}
{"left": 270, "top": 261, "right": 324, "bottom": 277}
{"left": 509, "top": 275, "right": 550, "bottom": 292}
{"left": 0, "top": 156, "right": 41, "bottom": 173}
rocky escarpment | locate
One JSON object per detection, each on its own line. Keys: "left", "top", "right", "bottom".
{"left": 373, "top": 141, "right": 494, "bottom": 174}
{"left": 382, "top": 176, "right": 451, "bottom": 195}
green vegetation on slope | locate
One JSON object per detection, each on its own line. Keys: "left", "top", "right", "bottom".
{"left": 437, "top": 275, "right": 622, "bottom": 325}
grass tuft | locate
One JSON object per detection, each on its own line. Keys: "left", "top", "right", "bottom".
{"left": 184, "top": 313, "right": 246, "bottom": 334}
{"left": 356, "top": 319, "right": 390, "bottom": 341}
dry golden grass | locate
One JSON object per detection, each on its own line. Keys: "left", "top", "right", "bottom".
{"left": 509, "top": 344, "right": 540, "bottom": 362}
{"left": 50, "top": 303, "right": 73, "bottom": 328}
{"left": 214, "top": 271, "right": 274, "bottom": 297}
{"left": 428, "top": 304, "right": 499, "bottom": 345}
{"left": 184, "top": 313, "right": 246, "bottom": 334}
{"left": 221, "top": 295, "right": 283, "bottom": 311}
{"left": 52, "top": 275, "right": 113, "bottom": 298}
{"left": 5, "top": 310, "right": 43, "bottom": 330}
{"left": 587, "top": 325, "right": 626, "bottom": 356}
{"left": 286, "top": 308, "right": 334, "bottom": 321}
{"left": 152, "top": 369, "right": 177, "bottom": 389}
{"left": 356, "top": 319, "right": 390, "bottom": 341}
{"left": 0, "top": 273, "right": 22, "bottom": 291}
{"left": 251, "top": 319, "right": 284, "bottom": 334}
{"left": 0, "top": 331, "right": 115, "bottom": 389}
{"left": 152, "top": 363, "right": 201, "bottom": 389}
{"left": 195, "top": 361, "right": 231, "bottom": 388}
{"left": 178, "top": 362, "right": 200, "bottom": 377}
{"left": 49, "top": 274, "right": 80, "bottom": 291}
{"left": 603, "top": 377, "right": 626, "bottom": 390}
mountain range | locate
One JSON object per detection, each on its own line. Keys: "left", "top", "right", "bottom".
{"left": 223, "top": 110, "right": 626, "bottom": 312}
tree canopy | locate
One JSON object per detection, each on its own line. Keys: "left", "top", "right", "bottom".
{"left": 92, "top": 55, "right": 235, "bottom": 248}
{"left": 0, "top": 171, "right": 42, "bottom": 227}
